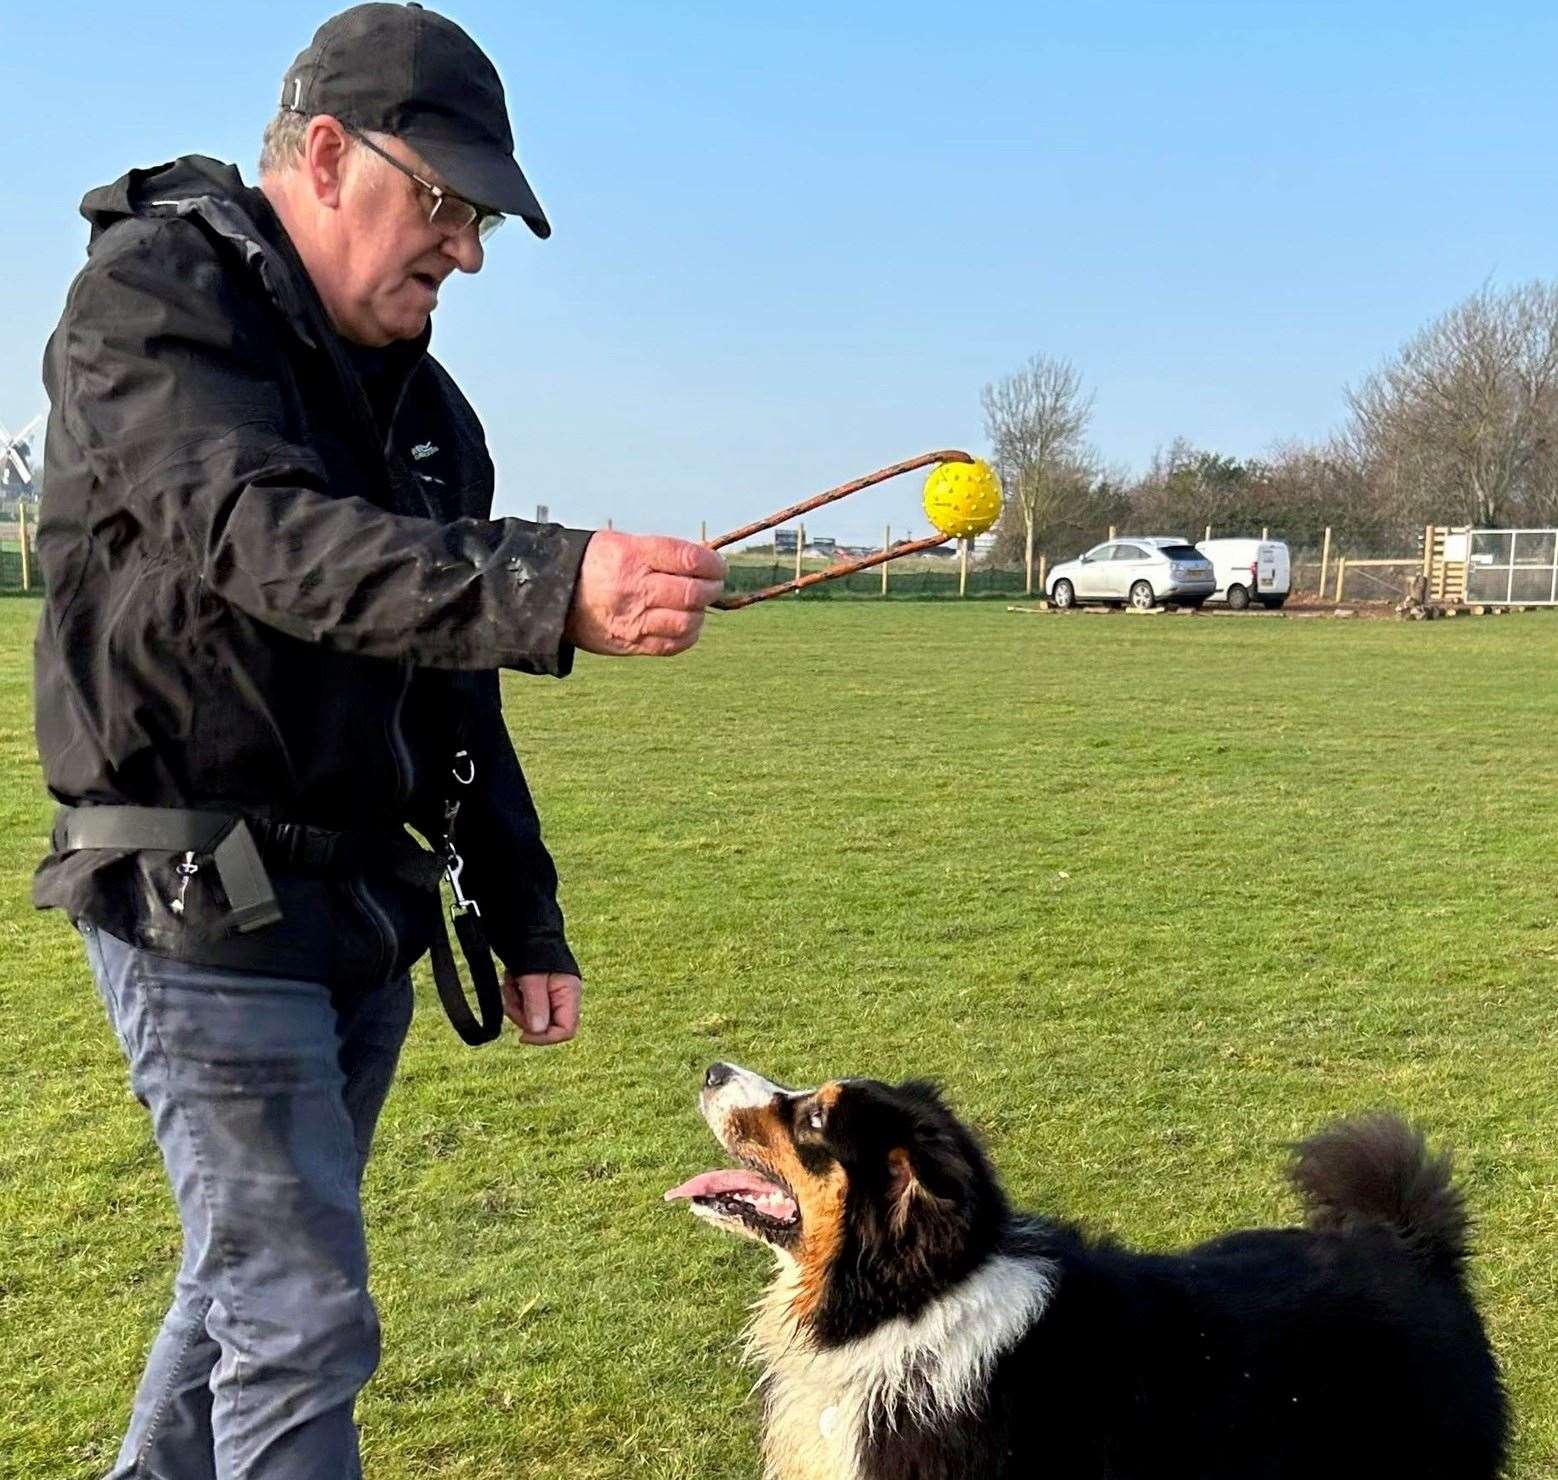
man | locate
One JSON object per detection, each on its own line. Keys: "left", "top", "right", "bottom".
{"left": 32, "top": 4, "right": 726, "bottom": 1475}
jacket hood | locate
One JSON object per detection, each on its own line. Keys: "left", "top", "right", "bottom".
{"left": 80, "top": 155, "right": 253, "bottom": 242}
{"left": 76, "top": 154, "right": 434, "bottom": 365}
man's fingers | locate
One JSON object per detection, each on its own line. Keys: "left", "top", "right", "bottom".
{"left": 639, "top": 608, "right": 705, "bottom": 647}
{"left": 504, "top": 972, "right": 583, "bottom": 1046}
{"left": 549, "top": 976, "right": 581, "bottom": 1039}
{"left": 519, "top": 973, "right": 550, "bottom": 1035}
{"left": 620, "top": 632, "right": 699, "bottom": 658}
{"left": 643, "top": 571, "right": 725, "bottom": 612}
{"left": 638, "top": 536, "right": 728, "bottom": 581}
{"left": 566, "top": 530, "right": 726, "bottom": 658}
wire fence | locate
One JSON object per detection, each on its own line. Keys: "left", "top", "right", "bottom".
{"left": 727, "top": 525, "right": 1437, "bottom": 604}
{"left": 725, "top": 559, "right": 1027, "bottom": 600}
{"left": 4, "top": 515, "right": 1547, "bottom": 607}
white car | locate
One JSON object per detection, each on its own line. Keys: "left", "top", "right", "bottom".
{"left": 1196, "top": 538, "right": 1291, "bottom": 610}
{"left": 1047, "top": 537, "right": 1216, "bottom": 610}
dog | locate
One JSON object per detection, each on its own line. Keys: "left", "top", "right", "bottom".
{"left": 666, "top": 1063, "right": 1508, "bottom": 1479}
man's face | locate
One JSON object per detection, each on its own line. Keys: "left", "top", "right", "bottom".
{"left": 327, "top": 135, "right": 485, "bottom": 346}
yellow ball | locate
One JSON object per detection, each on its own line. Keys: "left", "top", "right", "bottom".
{"left": 922, "top": 458, "right": 1003, "bottom": 539}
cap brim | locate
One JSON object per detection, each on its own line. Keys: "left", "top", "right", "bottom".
{"left": 408, "top": 134, "right": 551, "bottom": 239}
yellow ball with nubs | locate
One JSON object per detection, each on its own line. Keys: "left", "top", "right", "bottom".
{"left": 923, "top": 458, "right": 1002, "bottom": 539}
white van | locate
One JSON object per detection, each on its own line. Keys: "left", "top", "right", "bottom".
{"left": 1196, "top": 538, "right": 1291, "bottom": 610}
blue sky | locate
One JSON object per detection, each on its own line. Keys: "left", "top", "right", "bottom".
{"left": 3, "top": 1, "right": 1555, "bottom": 543}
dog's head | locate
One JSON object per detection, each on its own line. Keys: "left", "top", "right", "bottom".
{"left": 666, "top": 1063, "right": 1008, "bottom": 1341}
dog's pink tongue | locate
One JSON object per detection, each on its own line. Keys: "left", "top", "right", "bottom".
{"left": 664, "top": 1170, "right": 776, "bottom": 1203}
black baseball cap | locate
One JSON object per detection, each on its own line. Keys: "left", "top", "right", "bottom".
{"left": 280, "top": 2, "right": 550, "bottom": 239}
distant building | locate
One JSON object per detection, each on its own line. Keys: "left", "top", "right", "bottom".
{"left": 0, "top": 447, "right": 34, "bottom": 499}
{"left": 2, "top": 415, "right": 42, "bottom": 501}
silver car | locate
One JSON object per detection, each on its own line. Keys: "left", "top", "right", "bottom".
{"left": 1047, "top": 536, "right": 1217, "bottom": 610}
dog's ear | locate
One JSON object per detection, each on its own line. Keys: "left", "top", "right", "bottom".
{"left": 887, "top": 1145, "right": 956, "bottom": 1233}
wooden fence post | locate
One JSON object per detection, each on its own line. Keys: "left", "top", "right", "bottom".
{"left": 1038, "top": 552, "right": 1047, "bottom": 595}
{"left": 1107, "top": 525, "right": 1116, "bottom": 541}
{"left": 959, "top": 538, "right": 969, "bottom": 598}
{"left": 1261, "top": 526, "right": 1269, "bottom": 540}
{"left": 1422, "top": 522, "right": 1433, "bottom": 580}
{"left": 1318, "top": 527, "right": 1331, "bottom": 597}
{"left": 1204, "top": 524, "right": 1212, "bottom": 542}
{"left": 881, "top": 524, "right": 890, "bottom": 597}
{"left": 1335, "top": 556, "right": 1347, "bottom": 604}
{"left": 1024, "top": 523, "right": 1034, "bottom": 595}
{"left": 19, "top": 503, "right": 31, "bottom": 593}
{"left": 795, "top": 524, "right": 804, "bottom": 587}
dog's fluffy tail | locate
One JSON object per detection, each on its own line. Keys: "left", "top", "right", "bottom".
{"left": 1289, "top": 1114, "right": 1469, "bottom": 1275}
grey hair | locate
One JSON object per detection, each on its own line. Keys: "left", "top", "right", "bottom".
{"left": 258, "top": 111, "right": 392, "bottom": 178}
{"left": 258, "top": 109, "right": 312, "bottom": 177}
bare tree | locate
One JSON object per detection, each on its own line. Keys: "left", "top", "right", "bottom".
{"left": 1347, "top": 281, "right": 1558, "bottom": 528}
{"left": 988, "top": 453, "right": 1118, "bottom": 566}
{"left": 982, "top": 356, "right": 1095, "bottom": 592}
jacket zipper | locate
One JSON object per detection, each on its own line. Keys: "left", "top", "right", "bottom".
{"left": 348, "top": 874, "right": 396, "bottom": 981}
{"left": 387, "top": 665, "right": 415, "bottom": 806}
{"left": 185, "top": 193, "right": 424, "bottom": 977}
{"left": 383, "top": 369, "right": 430, "bottom": 810}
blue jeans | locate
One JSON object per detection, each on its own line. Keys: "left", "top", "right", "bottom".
{"left": 82, "top": 923, "right": 414, "bottom": 1479}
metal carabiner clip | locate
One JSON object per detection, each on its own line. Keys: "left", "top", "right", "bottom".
{"left": 443, "top": 842, "right": 481, "bottom": 919}
{"left": 443, "top": 749, "right": 476, "bottom": 847}
{"left": 442, "top": 751, "right": 480, "bottom": 917}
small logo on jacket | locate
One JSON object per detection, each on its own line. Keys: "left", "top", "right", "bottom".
{"left": 410, "top": 442, "right": 439, "bottom": 461}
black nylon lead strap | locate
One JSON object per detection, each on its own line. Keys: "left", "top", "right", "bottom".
{"left": 428, "top": 906, "right": 504, "bottom": 1045}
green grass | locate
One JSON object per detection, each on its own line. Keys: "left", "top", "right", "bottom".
{"left": 1, "top": 597, "right": 1556, "bottom": 1477}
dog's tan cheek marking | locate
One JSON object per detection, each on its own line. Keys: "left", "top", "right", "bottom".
{"left": 767, "top": 1083, "right": 849, "bottom": 1327}
{"left": 729, "top": 1103, "right": 785, "bottom": 1157}
{"left": 789, "top": 1163, "right": 848, "bottom": 1327}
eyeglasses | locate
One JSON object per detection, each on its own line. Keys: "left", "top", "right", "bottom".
{"left": 345, "top": 126, "right": 506, "bottom": 243}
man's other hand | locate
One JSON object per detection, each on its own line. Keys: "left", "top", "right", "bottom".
{"left": 565, "top": 531, "right": 727, "bottom": 657}
{"left": 502, "top": 970, "right": 582, "bottom": 1046}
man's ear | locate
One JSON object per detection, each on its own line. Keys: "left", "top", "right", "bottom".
{"left": 303, "top": 114, "right": 353, "bottom": 209}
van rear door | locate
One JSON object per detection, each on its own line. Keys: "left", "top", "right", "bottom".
{"left": 1256, "top": 543, "right": 1290, "bottom": 594}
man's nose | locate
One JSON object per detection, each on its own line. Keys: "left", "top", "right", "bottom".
{"left": 441, "top": 226, "right": 484, "bottom": 274}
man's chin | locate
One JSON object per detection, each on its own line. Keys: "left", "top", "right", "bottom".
{"left": 390, "top": 313, "right": 432, "bottom": 341}
{"left": 348, "top": 313, "right": 431, "bottom": 348}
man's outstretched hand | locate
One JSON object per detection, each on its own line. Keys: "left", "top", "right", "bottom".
{"left": 565, "top": 531, "right": 727, "bottom": 657}
{"left": 503, "top": 970, "right": 582, "bottom": 1046}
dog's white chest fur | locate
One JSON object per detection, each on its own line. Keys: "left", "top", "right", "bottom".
{"left": 750, "top": 1254, "right": 1056, "bottom": 1480}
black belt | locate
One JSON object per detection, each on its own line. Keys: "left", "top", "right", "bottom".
{"left": 53, "top": 804, "right": 503, "bottom": 1046}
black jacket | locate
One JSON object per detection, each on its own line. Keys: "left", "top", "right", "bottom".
{"left": 33, "top": 156, "right": 590, "bottom": 988}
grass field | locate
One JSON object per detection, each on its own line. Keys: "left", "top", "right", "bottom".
{"left": 1, "top": 595, "right": 1556, "bottom": 1477}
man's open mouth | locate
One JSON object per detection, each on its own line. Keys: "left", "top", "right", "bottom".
{"left": 664, "top": 1167, "right": 801, "bottom": 1242}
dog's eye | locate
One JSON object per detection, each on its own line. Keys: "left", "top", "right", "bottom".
{"left": 807, "top": 1109, "right": 825, "bottom": 1132}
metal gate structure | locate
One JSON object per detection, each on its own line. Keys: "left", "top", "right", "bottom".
{"left": 1463, "top": 528, "right": 1558, "bottom": 605}
{"left": 1425, "top": 526, "right": 1558, "bottom": 605}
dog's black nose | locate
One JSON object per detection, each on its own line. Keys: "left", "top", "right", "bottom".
{"left": 705, "top": 1062, "right": 735, "bottom": 1090}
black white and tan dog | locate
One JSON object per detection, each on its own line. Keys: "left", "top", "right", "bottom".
{"left": 666, "top": 1063, "right": 1508, "bottom": 1480}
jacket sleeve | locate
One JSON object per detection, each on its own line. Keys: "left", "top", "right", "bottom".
{"left": 53, "top": 215, "right": 590, "bottom": 674}
{"left": 453, "top": 672, "right": 580, "bottom": 978}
